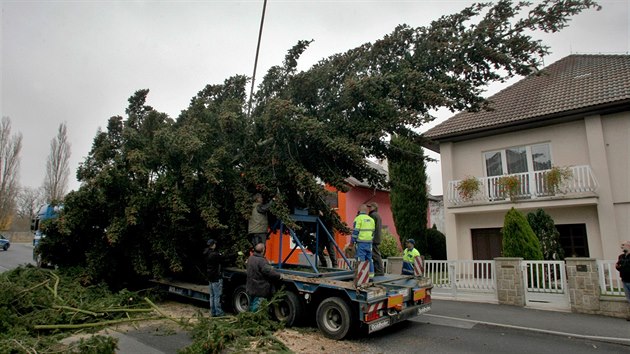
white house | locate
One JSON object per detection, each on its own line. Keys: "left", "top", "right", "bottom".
{"left": 423, "top": 54, "right": 630, "bottom": 261}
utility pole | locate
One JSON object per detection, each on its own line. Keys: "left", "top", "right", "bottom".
{"left": 247, "top": 0, "right": 268, "bottom": 118}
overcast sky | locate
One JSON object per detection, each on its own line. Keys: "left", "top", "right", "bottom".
{"left": 2, "top": 0, "right": 628, "bottom": 196}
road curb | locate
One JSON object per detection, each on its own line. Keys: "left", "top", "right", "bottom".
{"left": 422, "top": 314, "right": 630, "bottom": 346}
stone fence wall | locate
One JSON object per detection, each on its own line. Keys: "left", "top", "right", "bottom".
{"left": 493, "top": 257, "right": 628, "bottom": 319}
{"left": 2, "top": 231, "right": 33, "bottom": 243}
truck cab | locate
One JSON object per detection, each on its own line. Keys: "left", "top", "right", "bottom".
{"left": 31, "top": 203, "right": 62, "bottom": 266}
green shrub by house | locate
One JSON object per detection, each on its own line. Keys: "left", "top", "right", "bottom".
{"left": 426, "top": 224, "right": 447, "bottom": 260}
{"left": 527, "top": 208, "right": 564, "bottom": 260}
{"left": 501, "top": 208, "right": 543, "bottom": 260}
{"left": 380, "top": 231, "right": 402, "bottom": 258}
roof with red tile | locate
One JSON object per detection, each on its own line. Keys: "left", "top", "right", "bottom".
{"left": 423, "top": 55, "right": 630, "bottom": 145}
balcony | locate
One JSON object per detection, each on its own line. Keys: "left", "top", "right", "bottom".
{"left": 447, "top": 165, "right": 599, "bottom": 206}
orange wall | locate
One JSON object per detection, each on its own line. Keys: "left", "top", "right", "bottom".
{"left": 265, "top": 185, "right": 407, "bottom": 264}
{"left": 338, "top": 187, "right": 401, "bottom": 250}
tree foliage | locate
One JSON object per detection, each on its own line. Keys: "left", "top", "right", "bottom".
{"left": 43, "top": 122, "right": 71, "bottom": 203}
{"left": 0, "top": 116, "right": 22, "bottom": 230}
{"left": 502, "top": 207, "right": 543, "bottom": 260}
{"left": 41, "top": 0, "right": 598, "bottom": 286}
{"left": 527, "top": 208, "right": 564, "bottom": 260}
{"left": 389, "top": 135, "right": 428, "bottom": 254}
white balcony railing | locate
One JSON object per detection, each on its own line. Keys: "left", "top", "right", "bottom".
{"left": 448, "top": 165, "right": 598, "bottom": 205}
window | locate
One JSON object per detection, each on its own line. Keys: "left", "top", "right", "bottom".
{"left": 484, "top": 143, "right": 551, "bottom": 176}
{"left": 556, "top": 224, "right": 589, "bottom": 257}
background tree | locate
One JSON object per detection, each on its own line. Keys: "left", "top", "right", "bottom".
{"left": 389, "top": 135, "right": 428, "bottom": 255}
{"left": 527, "top": 208, "right": 564, "bottom": 260}
{"left": 16, "top": 187, "right": 44, "bottom": 219}
{"left": 43, "top": 122, "right": 71, "bottom": 202}
{"left": 502, "top": 207, "right": 543, "bottom": 260}
{"left": 40, "top": 0, "right": 599, "bottom": 286}
{"left": 0, "top": 117, "right": 22, "bottom": 230}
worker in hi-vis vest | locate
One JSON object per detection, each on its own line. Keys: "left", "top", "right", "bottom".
{"left": 402, "top": 239, "right": 421, "bottom": 275}
{"left": 351, "top": 204, "right": 376, "bottom": 279}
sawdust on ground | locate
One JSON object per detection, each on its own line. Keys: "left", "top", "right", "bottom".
{"left": 66, "top": 300, "right": 372, "bottom": 353}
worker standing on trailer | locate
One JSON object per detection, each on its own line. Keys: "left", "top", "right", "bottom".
{"left": 248, "top": 193, "right": 274, "bottom": 248}
{"left": 367, "top": 202, "right": 384, "bottom": 276}
{"left": 402, "top": 239, "right": 421, "bottom": 275}
{"left": 351, "top": 204, "right": 376, "bottom": 279}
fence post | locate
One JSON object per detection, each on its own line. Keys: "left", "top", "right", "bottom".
{"left": 565, "top": 258, "right": 600, "bottom": 314}
{"left": 494, "top": 257, "right": 525, "bottom": 306}
{"left": 448, "top": 262, "right": 457, "bottom": 297}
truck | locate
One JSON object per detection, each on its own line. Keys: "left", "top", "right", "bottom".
{"left": 31, "top": 203, "right": 62, "bottom": 267}
{"left": 153, "top": 213, "right": 432, "bottom": 340}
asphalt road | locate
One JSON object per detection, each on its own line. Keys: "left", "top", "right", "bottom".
{"left": 362, "top": 317, "right": 629, "bottom": 354}
{"left": 0, "top": 242, "right": 34, "bottom": 272}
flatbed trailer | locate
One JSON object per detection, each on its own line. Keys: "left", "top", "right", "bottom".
{"left": 153, "top": 214, "right": 432, "bottom": 339}
{"left": 154, "top": 263, "right": 432, "bottom": 340}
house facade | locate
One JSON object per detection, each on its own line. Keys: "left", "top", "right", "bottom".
{"left": 423, "top": 55, "right": 630, "bottom": 261}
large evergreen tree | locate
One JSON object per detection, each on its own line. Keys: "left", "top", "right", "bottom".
{"left": 389, "top": 135, "right": 428, "bottom": 254}
{"left": 41, "top": 0, "right": 599, "bottom": 286}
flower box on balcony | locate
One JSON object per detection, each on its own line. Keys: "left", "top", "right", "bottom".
{"left": 456, "top": 176, "right": 481, "bottom": 201}
{"left": 497, "top": 175, "right": 521, "bottom": 200}
{"left": 544, "top": 166, "right": 573, "bottom": 195}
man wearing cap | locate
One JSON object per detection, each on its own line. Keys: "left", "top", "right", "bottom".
{"left": 203, "top": 239, "right": 231, "bottom": 316}
{"left": 367, "top": 202, "right": 384, "bottom": 276}
{"left": 402, "top": 239, "right": 421, "bottom": 276}
{"left": 615, "top": 240, "right": 630, "bottom": 320}
{"left": 351, "top": 204, "right": 376, "bottom": 280}
{"left": 247, "top": 243, "right": 283, "bottom": 311}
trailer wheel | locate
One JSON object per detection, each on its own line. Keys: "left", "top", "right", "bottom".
{"left": 273, "top": 291, "right": 303, "bottom": 327}
{"left": 232, "top": 285, "right": 250, "bottom": 314}
{"left": 316, "top": 297, "right": 353, "bottom": 340}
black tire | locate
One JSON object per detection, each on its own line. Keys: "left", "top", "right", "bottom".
{"left": 232, "top": 285, "right": 250, "bottom": 314}
{"left": 316, "top": 297, "right": 353, "bottom": 340}
{"left": 273, "top": 291, "right": 304, "bottom": 327}
{"left": 2, "top": 244, "right": 8, "bottom": 251}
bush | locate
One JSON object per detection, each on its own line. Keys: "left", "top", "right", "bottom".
{"left": 426, "top": 225, "right": 447, "bottom": 260}
{"left": 502, "top": 208, "right": 543, "bottom": 260}
{"left": 380, "top": 231, "right": 402, "bottom": 258}
{"left": 527, "top": 209, "right": 564, "bottom": 260}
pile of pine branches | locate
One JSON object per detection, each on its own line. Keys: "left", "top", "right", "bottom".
{"left": 0, "top": 266, "right": 161, "bottom": 353}
{"left": 179, "top": 292, "right": 290, "bottom": 354}
{"left": 1, "top": 266, "right": 291, "bottom": 353}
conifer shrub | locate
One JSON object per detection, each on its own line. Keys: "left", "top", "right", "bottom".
{"left": 426, "top": 225, "right": 447, "bottom": 260}
{"left": 501, "top": 208, "right": 543, "bottom": 260}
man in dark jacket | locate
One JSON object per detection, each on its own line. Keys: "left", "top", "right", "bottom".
{"left": 246, "top": 243, "right": 283, "bottom": 311}
{"left": 204, "top": 239, "right": 229, "bottom": 316}
{"left": 368, "top": 202, "right": 384, "bottom": 276}
{"left": 615, "top": 240, "right": 630, "bottom": 320}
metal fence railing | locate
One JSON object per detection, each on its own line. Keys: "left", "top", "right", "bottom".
{"left": 597, "top": 260, "right": 624, "bottom": 296}
{"left": 424, "top": 260, "right": 496, "bottom": 292}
